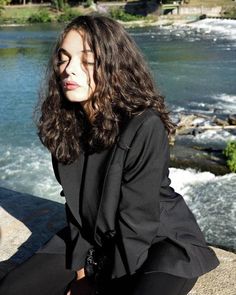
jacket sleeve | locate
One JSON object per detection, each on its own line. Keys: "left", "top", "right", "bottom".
{"left": 65, "top": 204, "right": 94, "bottom": 271}
{"left": 117, "top": 114, "right": 169, "bottom": 275}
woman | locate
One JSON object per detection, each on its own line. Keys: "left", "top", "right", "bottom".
{"left": 0, "top": 15, "right": 219, "bottom": 295}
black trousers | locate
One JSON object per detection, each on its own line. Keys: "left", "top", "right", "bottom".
{"left": 104, "top": 272, "right": 197, "bottom": 295}
{"left": 0, "top": 253, "right": 197, "bottom": 295}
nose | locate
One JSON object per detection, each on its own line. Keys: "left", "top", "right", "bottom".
{"left": 65, "top": 58, "right": 83, "bottom": 76}
{"left": 65, "top": 59, "right": 76, "bottom": 76}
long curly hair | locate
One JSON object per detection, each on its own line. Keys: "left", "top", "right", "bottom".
{"left": 36, "top": 14, "right": 175, "bottom": 164}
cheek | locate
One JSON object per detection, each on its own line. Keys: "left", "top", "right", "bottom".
{"left": 59, "top": 64, "right": 64, "bottom": 72}
{"left": 58, "top": 65, "right": 67, "bottom": 77}
{"left": 88, "top": 68, "right": 95, "bottom": 87}
{"left": 77, "top": 70, "right": 94, "bottom": 89}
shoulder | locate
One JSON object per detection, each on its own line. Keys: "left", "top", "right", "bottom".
{"left": 120, "top": 108, "right": 166, "bottom": 145}
{"left": 121, "top": 108, "right": 169, "bottom": 172}
{"left": 118, "top": 108, "right": 168, "bottom": 158}
{"left": 131, "top": 108, "right": 165, "bottom": 132}
{"left": 137, "top": 108, "right": 165, "bottom": 132}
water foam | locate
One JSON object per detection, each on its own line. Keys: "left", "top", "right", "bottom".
{"left": 186, "top": 93, "right": 236, "bottom": 148}
{"left": 191, "top": 129, "right": 236, "bottom": 149}
{"left": 186, "top": 19, "right": 236, "bottom": 41}
{"left": 188, "top": 93, "right": 236, "bottom": 117}
{"left": 211, "top": 94, "right": 236, "bottom": 112}
{"left": 0, "top": 144, "right": 63, "bottom": 203}
{"left": 169, "top": 167, "right": 236, "bottom": 250}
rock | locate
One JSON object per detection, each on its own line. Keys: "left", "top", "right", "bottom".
{"left": 177, "top": 114, "right": 198, "bottom": 130}
{"left": 175, "top": 113, "right": 236, "bottom": 135}
{"left": 175, "top": 127, "right": 198, "bottom": 136}
{"left": 228, "top": 114, "right": 236, "bottom": 125}
{"left": 212, "top": 116, "right": 229, "bottom": 126}
{"left": 169, "top": 144, "right": 230, "bottom": 175}
{"left": 169, "top": 112, "right": 236, "bottom": 173}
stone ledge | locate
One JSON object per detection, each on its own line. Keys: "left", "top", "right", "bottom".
{"left": 189, "top": 247, "right": 236, "bottom": 295}
{"left": 0, "top": 187, "right": 66, "bottom": 280}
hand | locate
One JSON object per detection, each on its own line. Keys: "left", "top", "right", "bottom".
{"left": 66, "top": 277, "right": 95, "bottom": 295}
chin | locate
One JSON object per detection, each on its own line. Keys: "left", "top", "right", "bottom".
{"left": 68, "top": 99, "right": 88, "bottom": 103}
{"left": 66, "top": 95, "right": 89, "bottom": 103}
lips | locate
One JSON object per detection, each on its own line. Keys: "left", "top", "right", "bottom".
{"left": 63, "top": 80, "right": 80, "bottom": 90}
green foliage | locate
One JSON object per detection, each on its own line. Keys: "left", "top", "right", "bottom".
{"left": 84, "top": 0, "right": 94, "bottom": 8}
{"left": 57, "top": 6, "right": 81, "bottom": 23}
{"left": 0, "top": 0, "right": 11, "bottom": 5}
{"left": 110, "top": 8, "right": 145, "bottom": 22}
{"left": 0, "top": 6, "right": 5, "bottom": 17}
{"left": 223, "top": 141, "right": 236, "bottom": 172}
{"left": 28, "top": 9, "right": 52, "bottom": 23}
{"left": 0, "top": 0, "right": 10, "bottom": 16}
{"left": 52, "top": 0, "right": 65, "bottom": 12}
{"left": 222, "top": 7, "right": 236, "bottom": 19}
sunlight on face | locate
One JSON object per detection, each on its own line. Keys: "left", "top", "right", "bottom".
{"left": 58, "top": 30, "right": 95, "bottom": 106}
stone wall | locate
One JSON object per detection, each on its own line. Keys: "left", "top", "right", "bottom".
{"left": 173, "top": 6, "right": 222, "bottom": 16}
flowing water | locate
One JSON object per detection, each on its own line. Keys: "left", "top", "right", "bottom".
{"left": 0, "top": 19, "right": 235, "bottom": 250}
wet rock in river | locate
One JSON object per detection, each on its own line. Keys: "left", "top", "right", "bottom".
{"left": 228, "top": 114, "right": 236, "bottom": 125}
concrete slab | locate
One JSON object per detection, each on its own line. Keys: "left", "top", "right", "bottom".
{"left": 0, "top": 187, "right": 66, "bottom": 279}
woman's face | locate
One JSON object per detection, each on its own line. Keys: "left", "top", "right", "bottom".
{"left": 58, "top": 30, "right": 95, "bottom": 106}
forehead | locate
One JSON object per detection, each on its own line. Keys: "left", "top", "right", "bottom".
{"left": 60, "top": 29, "right": 92, "bottom": 54}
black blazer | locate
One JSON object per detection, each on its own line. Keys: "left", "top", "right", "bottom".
{"left": 39, "top": 108, "right": 219, "bottom": 279}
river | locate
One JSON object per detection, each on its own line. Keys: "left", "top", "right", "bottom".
{"left": 0, "top": 19, "right": 235, "bottom": 251}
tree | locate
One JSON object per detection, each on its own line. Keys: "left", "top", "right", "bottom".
{"left": 52, "top": 0, "right": 65, "bottom": 12}
{"left": 0, "top": 0, "right": 12, "bottom": 5}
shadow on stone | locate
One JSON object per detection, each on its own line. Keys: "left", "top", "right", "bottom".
{"left": 0, "top": 187, "right": 66, "bottom": 280}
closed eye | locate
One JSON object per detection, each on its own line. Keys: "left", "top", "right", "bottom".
{"left": 83, "top": 61, "right": 95, "bottom": 66}
{"left": 57, "top": 48, "right": 70, "bottom": 66}
{"left": 57, "top": 60, "right": 69, "bottom": 66}
{"left": 82, "top": 55, "right": 95, "bottom": 67}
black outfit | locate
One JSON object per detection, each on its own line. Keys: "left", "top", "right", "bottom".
{"left": 103, "top": 272, "right": 198, "bottom": 295}
{"left": 0, "top": 108, "right": 219, "bottom": 294}
{"left": 0, "top": 253, "right": 197, "bottom": 295}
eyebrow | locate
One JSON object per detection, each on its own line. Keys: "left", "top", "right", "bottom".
{"left": 58, "top": 48, "right": 93, "bottom": 57}
{"left": 81, "top": 49, "right": 93, "bottom": 53}
{"left": 58, "top": 48, "right": 71, "bottom": 57}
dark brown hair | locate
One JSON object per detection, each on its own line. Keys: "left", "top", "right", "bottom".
{"left": 36, "top": 15, "right": 175, "bottom": 164}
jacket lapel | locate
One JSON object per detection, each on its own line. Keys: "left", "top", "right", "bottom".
{"left": 94, "top": 110, "right": 150, "bottom": 247}
{"left": 58, "top": 155, "right": 85, "bottom": 227}
{"left": 93, "top": 141, "right": 124, "bottom": 246}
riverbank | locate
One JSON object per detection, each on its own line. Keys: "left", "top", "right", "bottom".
{"left": 169, "top": 113, "right": 236, "bottom": 175}
{"left": 1, "top": 1, "right": 235, "bottom": 26}
{"left": 0, "top": 4, "right": 93, "bottom": 25}
{"left": 0, "top": 187, "right": 235, "bottom": 294}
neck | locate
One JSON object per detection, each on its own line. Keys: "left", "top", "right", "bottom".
{"left": 80, "top": 100, "right": 96, "bottom": 124}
